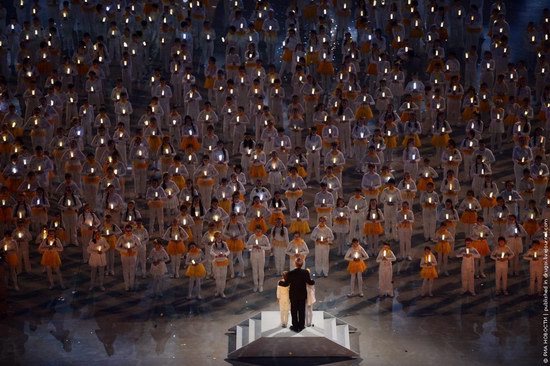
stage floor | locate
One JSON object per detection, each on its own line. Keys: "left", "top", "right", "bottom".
{"left": 0, "top": 251, "right": 542, "bottom": 365}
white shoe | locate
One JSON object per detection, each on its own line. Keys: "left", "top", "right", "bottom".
{"left": 253, "top": 287, "right": 258, "bottom": 292}
{"left": 221, "top": 293, "right": 227, "bottom": 298}
{"left": 259, "top": 287, "right": 263, "bottom": 293}
{"left": 407, "top": 256, "right": 412, "bottom": 261}
{"left": 197, "top": 295, "right": 203, "bottom": 300}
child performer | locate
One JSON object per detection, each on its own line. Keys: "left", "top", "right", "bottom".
{"left": 420, "top": 246, "right": 438, "bottom": 297}
{"left": 185, "top": 242, "right": 207, "bottom": 300}
{"left": 277, "top": 271, "right": 291, "bottom": 328}
{"left": 376, "top": 243, "right": 397, "bottom": 297}
{"left": 345, "top": 238, "right": 369, "bottom": 297}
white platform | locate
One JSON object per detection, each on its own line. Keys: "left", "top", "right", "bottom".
{"left": 227, "top": 311, "right": 358, "bottom": 360}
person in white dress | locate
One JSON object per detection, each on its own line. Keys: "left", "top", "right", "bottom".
{"left": 148, "top": 240, "right": 169, "bottom": 298}
{"left": 376, "top": 243, "right": 397, "bottom": 297}
{"left": 87, "top": 230, "right": 109, "bottom": 291}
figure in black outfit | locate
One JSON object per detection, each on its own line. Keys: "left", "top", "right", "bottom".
{"left": 279, "top": 258, "right": 315, "bottom": 332}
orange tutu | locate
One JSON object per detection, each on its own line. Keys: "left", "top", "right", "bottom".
{"left": 219, "top": 199, "right": 231, "bottom": 214}
{"left": 285, "top": 190, "right": 303, "bottom": 199}
{"left": 167, "top": 240, "right": 187, "bottom": 255}
{"left": 472, "top": 240, "right": 490, "bottom": 257}
{"left": 82, "top": 175, "right": 101, "bottom": 185}
{"left": 420, "top": 266, "right": 438, "bottom": 279}
{"left": 197, "top": 177, "right": 214, "bottom": 186}
{"left": 479, "top": 100, "right": 490, "bottom": 113}
{"left": 504, "top": 115, "right": 517, "bottom": 126}
{"left": 172, "top": 175, "right": 186, "bottom": 190}
{"left": 106, "top": 235, "right": 117, "bottom": 249}
{"left": 364, "top": 222, "right": 384, "bottom": 235}
{"left": 524, "top": 220, "right": 539, "bottom": 236}
{"left": 410, "top": 28, "right": 423, "bottom": 39}
{"left": 460, "top": 211, "right": 477, "bottom": 224}
{"left": 306, "top": 51, "right": 320, "bottom": 65}
{"left": 282, "top": 48, "right": 293, "bottom": 62}
{"left": 347, "top": 260, "right": 367, "bottom": 274}
{"left": 355, "top": 106, "right": 374, "bottom": 120}
{"left": 402, "top": 134, "right": 421, "bottom": 148}
{"left": 6, "top": 177, "right": 23, "bottom": 193}
{"left": 431, "top": 134, "right": 449, "bottom": 147}
{"left": 360, "top": 42, "right": 372, "bottom": 54}
{"left": 289, "top": 220, "right": 310, "bottom": 235}
{"left": 180, "top": 137, "right": 201, "bottom": 152}
{"left": 367, "top": 63, "right": 378, "bottom": 75}
{"left": 186, "top": 263, "right": 206, "bottom": 277}
{"left": 226, "top": 238, "right": 245, "bottom": 252}
{"left": 147, "top": 136, "right": 162, "bottom": 153}
{"left": 297, "top": 166, "right": 307, "bottom": 178}
{"left": 132, "top": 160, "right": 148, "bottom": 170}
{"left": 148, "top": 200, "right": 164, "bottom": 208}
{"left": 214, "top": 258, "right": 229, "bottom": 267}
{"left": 5, "top": 252, "right": 18, "bottom": 268}
{"left": 247, "top": 218, "right": 268, "bottom": 233}
{"left": 480, "top": 197, "right": 497, "bottom": 208}
{"left": 384, "top": 136, "right": 398, "bottom": 148}
{"left": 249, "top": 164, "right": 267, "bottom": 178}
{"left": 204, "top": 77, "right": 214, "bottom": 89}
{"left": 317, "top": 61, "right": 335, "bottom": 75}
{"left": 269, "top": 212, "right": 286, "bottom": 226}
{"left": 0, "top": 207, "right": 13, "bottom": 223}
{"left": 41, "top": 250, "right": 61, "bottom": 268}
{"left": 434, "top": 241, "right": 451, "bottom": 254}
{"left": 462, "top": 107, "right": 476, "bottom": 121}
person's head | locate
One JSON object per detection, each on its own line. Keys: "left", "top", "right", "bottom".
{"left": 154, "top": 239, "right": 162, "bottom": 250}
{"left": 294, "top": 257, "right": 304, "bottom": 268}
{"left": 497, "top": 237, "right": 506, "bottom": 247}
{"left": 351, "top": 238, "right": 360, "bottom": 248}
{"left": 282, "top": 271, "right": 289, "bottom": 281}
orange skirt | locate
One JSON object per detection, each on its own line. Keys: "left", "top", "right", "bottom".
{"left": 364, "top": 222, "right": 384, "bottom": 235}
{"left": 384, "top": 136, "right": 398, "bottom": 148}
{"left": 5, "top": 252, "right": 18, "bottom": 268}
{"left": 524, "top": 220, "right": 539, "bottom": 236}
{"left": 431, "top": 134, "right": 449, "bottom": 147}
{"left": 289, "top": 220, "right": 310, "bottom": 235}
{"left": 214, "top": 258, "right": 229, "bottom": 267}
{"left": 434, "top": 241, "right": 451, "bottom": 254}
{"left": 480, "top": 197, "right": 497, "bottom": 208}
{"left": 306, "top": 51, "right": 320, "bottom": 65}
{"left": 472, "top": 240, "right": 490, "bottom": 257}
{"left": 360, "top": 42, "right": 371, "bottom": 54}
{"left": 504, "top": 115, "right": 517, "bottom": 126}
{"left": 297, "top": 166, "right": 307, "bottom": 178}
{"left": 106, "top": 235, "right": 117, "bottom": 249}
{"left": 167, "top": 240, "right": 187, "bottom": 255}
{"left": 0, "top": 207, "right": 13, "bottom": 223}
{"left": 416, "top": 177, "right": 434, "bottom": 191}
{"left": 6, "top": 177, "right": 22, "bottom": 193}
{"left": 421, "top": 266, "right": 438, "bottom": 279}
{"left": 204, "top": 77, "right": 214, "bottom": 89}
{"left": 462, "top": 107, "right": 476, "bottom": 121}
{"left": 82, "top": 175, "right": 101, "bottom": 185}
{"left": 366, "top": 63, "right": 377, "bottom": 75}
{"left": 180, "top": 137, "right": 201, "bottom": 151}
{"left": 186, "top": 263, "right": 206, "bottom": 277}
{"left": 317, "top": 61, "right": 335, "bottom": 75}
{"left": 269, "top": 212, "right": 286, "bottom": 226}
{"left": 285, "top": 190, "right": 303, "bottom": 199}
{"left": 247, "top": 218, "right": 268, "bottom": 233}
{"left": 479, "top": 100, "right": 490, "bottom": 113}
{"left": 347, "top": 260, "right": 367, "bottom": 274}
{"left": 460, "top": 211, "right": 477, "bottom": 224}
{"left": 173, "top": 175, "right": 186, "bottom": 190}
{"left": 282, "top": 49, "right": 293, "bottom": 62}
{"left": 249, "top": 164, "right": 267, "bottom": 178}
{"left": 219, "top": 199, "right": 231, "bottom": 214}
{"left": 147, "top": 136, "right": 162, "bottom": 153}
{"left": 197, "top": 177, "right": 214, "bottom": 187}
{"left": 355, "top": 106, "right": 374, "bottom": 120}
{"left": 402, "top": 134, "right": 421, "bottom": 148}
{"left": 148, "top": 200, "right": 164, "bottom": 208}
{"left": 41, "top": 250, "right": 61, "bottom": 268}
{"left": 226, "top": 238, "right": 245, "bottom": 252}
